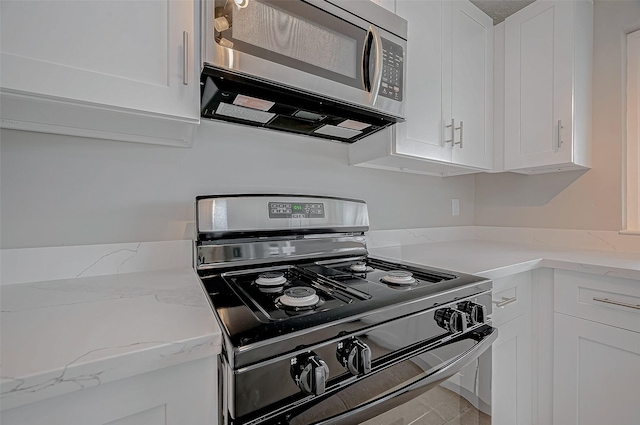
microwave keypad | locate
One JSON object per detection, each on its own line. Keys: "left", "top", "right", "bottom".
{"left": 379, "top": 39, "right": 403, "bottom": 102}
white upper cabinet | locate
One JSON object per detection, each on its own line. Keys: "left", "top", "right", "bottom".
{"left": 350, "top": 0, "right": 493, "bottom": 176}
{"left": 503, "top": 0, "right": 593, "bottom": 173}
{"left": 0, "top": 0, "right": 200, "bottom": 146}
{"left": 446, "top": 1, "right": 494, "bottom": 169}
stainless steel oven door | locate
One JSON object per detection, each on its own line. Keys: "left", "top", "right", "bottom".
{"left": 202, "top": 0, "right": 406, "bottom": 119}
{"left": 286, "top": 326, "right": 497, "bottom": 425}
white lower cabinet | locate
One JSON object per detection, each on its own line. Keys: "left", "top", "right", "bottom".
{"left": 493, "top": 313, "right": 532, "bottom": 425}
{"left": 491, "top": 272, "right": 533, "bottom": 425}
{"left": 553, "top": 313, "right": 640, "bottom": 425}
{"left": 553, "top": 270, "right": 640, "bottom": 425}
{"left": 0, "top": 357, "right": 218, "bottom": 425}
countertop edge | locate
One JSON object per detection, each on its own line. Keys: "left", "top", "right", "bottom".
{"left": 369, "top": 242, "right": 640, "bottom": 282}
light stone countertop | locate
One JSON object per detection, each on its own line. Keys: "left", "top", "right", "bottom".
{"left": 0, "top": 268, "right": 221, "bottom": 411}
{"left": 369, "top": 240, "right": 640, "bottom": 281}
{"left": 1, "top": 237, "right": 638, "bottom": 413}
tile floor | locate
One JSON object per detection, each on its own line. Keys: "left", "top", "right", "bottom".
{"left": 362, "top": 385, "right": 491, "bottom": 425}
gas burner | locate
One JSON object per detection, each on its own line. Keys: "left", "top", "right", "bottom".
{"left": 255, "top": 271, "right": 288, "bottom": 286}
{"left": 278, "top": 287, "right": 320, "bottom": 309}
{"left": 349, "top": 262, "right": 374, "bottom": 273}
{"left": 382, "top": 270, "right": 417, "bottom": 285}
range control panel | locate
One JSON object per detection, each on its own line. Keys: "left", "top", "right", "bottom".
{"left": 379, "top": 38, "right": 404, "bottom": 102}
{"left": 268, "top": 202, "right": 325, "bottom": 219}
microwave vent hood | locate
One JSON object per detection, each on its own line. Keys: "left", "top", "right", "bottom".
{"left": 200, "top": 66, "right": 403, "bottom": 143}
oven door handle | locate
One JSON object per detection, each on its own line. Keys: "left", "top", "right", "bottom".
{"left": 314, "top": 327, "right": 498, "bottom": 425}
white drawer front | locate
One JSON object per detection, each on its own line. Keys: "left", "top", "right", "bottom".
{"left": 554, "top": 270, "right": 640, "bottom": 333}
{"left": 491, "top": 272, "right": 532, "bottom": 327}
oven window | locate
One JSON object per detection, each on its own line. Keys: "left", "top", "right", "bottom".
{"left": 215, "top": 0, "right": 365, "bottom": 89}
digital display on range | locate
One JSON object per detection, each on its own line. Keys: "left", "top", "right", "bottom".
{"left": 268, "top": 202, "right": 325, "bottom": 219}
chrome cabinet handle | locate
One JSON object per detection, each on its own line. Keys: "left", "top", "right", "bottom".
{"left": 593, "top": 297, "right": 640, "bottom": 310}
{"left": 492, "top": 296, "right": 517, "bottom": 308}
{"left": 445, "top": 119, "right": 463, "bottom": 147}
{"left": 557, "top": 119, "right": 563, "bottom": 148}
{"left": 183, "top": 31, "right": 189, "bottom": 85}
{"left": 445, "top": 119, "right": 455, "bottom": 144}
{"left": 454, "top": 120, "right": 463, "bottom": 148}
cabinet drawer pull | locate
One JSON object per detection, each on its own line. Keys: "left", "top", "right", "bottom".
{"left": 592, "top": 297, "right": 640, "bottom": 310}
{"left": 183, "top": 31, "right": 189, "bottom": 85}
{"left": 492, "top": 296, "right": 517, "bottom": 308}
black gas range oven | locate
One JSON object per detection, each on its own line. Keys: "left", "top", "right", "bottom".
{"left": 195, "top": 195, "right": 497, "bottom": 425}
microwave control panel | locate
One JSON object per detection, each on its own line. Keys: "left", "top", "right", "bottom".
{"left": 379, "top": 39, "right": 404, "bottom": 102}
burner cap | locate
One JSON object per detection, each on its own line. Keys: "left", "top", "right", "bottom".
{"left": 279, "top": 287, "right": 320, "bottom": 308}
{"left": 350, "top": 262, "right": 371, "bottom": 272}
{"left": 382, "top": 270, "right": 416, "bottom": 285}
{"left": 255, "top": 271, "right": 287, "bottom": 286}
{"left": 258, "top": 285, "right": 284, "bottom": 294}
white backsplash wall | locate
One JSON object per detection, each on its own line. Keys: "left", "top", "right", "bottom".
{"left": 474, "top": 0, "right": 640, "bottom": 231}
{"left": 0, "top": 122, "right": 475, "bottom": 249}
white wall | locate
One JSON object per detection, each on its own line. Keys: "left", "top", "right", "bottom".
{"left": 0, "top": 122, "right": 475, "bottom": 248}
{"left": 474, "top": 0, "right": 640, "bottom": 230}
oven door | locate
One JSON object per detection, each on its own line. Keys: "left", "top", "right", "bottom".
{"left": 283, "top": 326, "right": 498, "bottom": 425}
{"left": 203, "top": 0, "right": 406, "bottom": 118}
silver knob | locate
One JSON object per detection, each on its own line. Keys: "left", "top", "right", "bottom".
{"left": 337, "top": 338, "right": 372, "bottom": 376}
{"left": 457, "top": 301, "right": 487, "bottom": 325}
{"left": 291, "top": 353, "right": 329, "bottom": 396}
{"left": 435, "top": 308, "right": 468, "bottom": 334}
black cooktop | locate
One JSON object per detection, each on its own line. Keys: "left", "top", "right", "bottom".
{"left": 200, "top": 256, "right": 491, "bottom": 367}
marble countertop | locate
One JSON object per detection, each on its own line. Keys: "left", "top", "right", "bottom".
{"left": 0, "top": 268, "right": 221, "bottom": 411}
{"left": 369, "top": 240, "right": 640, "bottom": 281}
{"left": 1, "top": 237, "right": 637, "bottom": 412}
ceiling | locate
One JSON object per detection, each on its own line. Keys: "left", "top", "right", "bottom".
{"left": 470, "top": 0, "right": 536, "bottom": 24}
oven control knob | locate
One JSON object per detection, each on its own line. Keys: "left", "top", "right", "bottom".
{"left": 457, "top": 301, "right": 487, "bottom": 325}
{"left": 290, "top": 353, "right": 329, "bottom": 396}
{"left": 337, "top": 338, "right": 372, "bottom": 376}
{"left": 434, "top": 308, "right": 468, "bottom": 334}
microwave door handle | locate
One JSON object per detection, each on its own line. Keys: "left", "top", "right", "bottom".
{"left": 368, "top": 26, "right": 383, "bottom": 106}
{"left": 362, "top": 26, "right": 383, "bottom": 105}
{"left": 361, "top": 29, "right": 372, "bottom": 92}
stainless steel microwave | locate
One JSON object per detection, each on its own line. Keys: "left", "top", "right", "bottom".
{"left": 200, "top": 0, "right": 408, "bottom": 143}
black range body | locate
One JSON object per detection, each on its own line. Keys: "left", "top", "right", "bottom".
{"left": 194, "top": 195, "right": 497, "bottom": 425}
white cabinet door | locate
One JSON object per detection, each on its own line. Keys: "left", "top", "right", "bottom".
{"left": 393, "top": 0, "right": 451, "bottom": 164}
{"left": 492, "top": 313, "right": 532, "bottom": 425}
{"left": 504, "top": 0, "right": 592, "bottom": 173}
{"left": 446, "top": 1, "right": 493, "bottom": 170}
{"left": 0, "top": 0, "right": 199, "bottom": 146}
{"left": 1, "top": 0, "right": 198, "bottom": 119}
{"left": 349, "top": 0, "right": 494, "bottom": 176}
{"left": 553, "top": 313, "right": 640, "bottom": 425}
